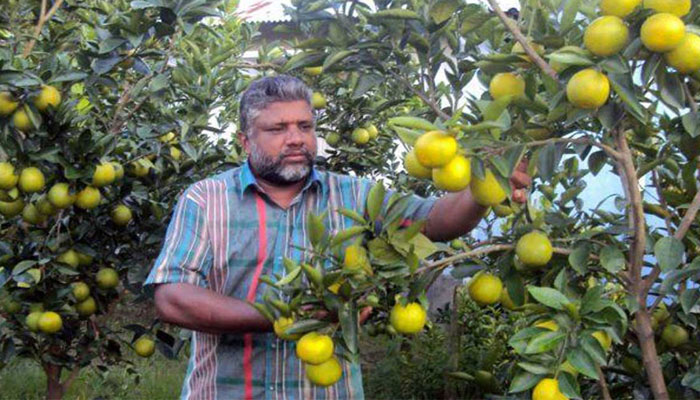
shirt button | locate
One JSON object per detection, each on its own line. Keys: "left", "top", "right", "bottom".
{"left": 270, "top": 386, "right": 275, "bottom": 391}
{"left": 271, "top": 343, "right": 276, "bottom": 349}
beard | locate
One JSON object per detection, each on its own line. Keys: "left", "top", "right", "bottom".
{"left": 248, "top": 141, "right": 315, "bottom": 185}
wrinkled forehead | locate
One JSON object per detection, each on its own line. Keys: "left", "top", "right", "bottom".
{"left": 252, "top": 100, "right": 315, "bottom": 126}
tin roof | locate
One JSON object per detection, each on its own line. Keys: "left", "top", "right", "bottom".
{"left": 236, "top": 0, "right": 292, "bottom": 23}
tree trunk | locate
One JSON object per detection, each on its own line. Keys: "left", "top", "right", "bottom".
{"left": 635, "top": 308, "right": 669, "bottom": 400}
{"left": 445, "top": 286, "right": 461, "bottom": 400}
{"left": 45, "top": 363, "right": 64, "bottom": 400}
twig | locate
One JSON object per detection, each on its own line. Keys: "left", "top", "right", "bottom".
{"left": 485, "top": 0, "right": 558, "bottom": 80}
{"left": 386, "top": 68, "right": 451, "bottom": 121}
{"left": 683, "top": 82, "right": 698, "bottom": 114}
{"left": 596, "top": 364, "right": 613, "bottom": 400}
{"left": 652, "top": 170, "right": 674, "bottom": 235}
{"left": 22, "top": 0, "right": 65, "bottom": 57}
{"left": 496, "top": 137, "right": 622, "bottom": 160}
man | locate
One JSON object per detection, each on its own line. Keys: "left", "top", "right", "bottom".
{"left": 145, "top": 75, "right": 530, "bottom": 399}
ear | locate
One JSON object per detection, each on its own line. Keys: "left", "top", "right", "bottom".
{"left": 237, "top": 131, "right": 250, "bottom": 154}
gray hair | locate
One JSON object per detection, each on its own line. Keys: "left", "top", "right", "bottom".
{"left": 239, "top": 75, "right": 313, "bottom": 136}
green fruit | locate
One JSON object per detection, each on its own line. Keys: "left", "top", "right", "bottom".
{"left": 96, "top": 268, "right": 119, "bottom": 289}
{"left": 75, "top": 297, "right": 97, "bottom": 316}
{"left": 72, "top": 282, "right": 90, "bottom": 301}
{"left": 26, "top": 311, "right": 43, "bottom": 332}
{"left": 48, "top": 183, "right": 75, "bottom": 208}
{"left": 57, "top": 249, "right": 80, "bottom": 268}
{"left": 661, "top": 324, "right": 689, "bottom": 348}
{"left": 111, "top": 204, "right": 133, "bottom": 226}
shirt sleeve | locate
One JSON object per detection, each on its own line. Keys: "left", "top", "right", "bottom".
{"left": 144, "top": 185, "right": 213, "bottom": 290}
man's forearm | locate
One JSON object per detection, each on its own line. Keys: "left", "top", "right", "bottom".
{"left": 424, "top": 188, "right": 487, "bottom": 242}
{"left": 154, "top": 283, "right": 272, "bottom": 335}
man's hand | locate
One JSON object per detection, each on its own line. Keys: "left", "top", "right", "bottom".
{"left": 510, "top": 159, "right": 532, "bottom": 203}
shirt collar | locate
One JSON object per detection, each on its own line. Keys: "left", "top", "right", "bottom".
{"left": 238, "top": 160, "right": 324, "bottom": 198}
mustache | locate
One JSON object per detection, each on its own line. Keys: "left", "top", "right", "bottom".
{"left": 280, "top": 148, "right": 313, "bottom": 160}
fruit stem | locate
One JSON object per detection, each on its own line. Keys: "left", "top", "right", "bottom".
{"left": 596, "top": 364, "right": 613, "bottom": 400}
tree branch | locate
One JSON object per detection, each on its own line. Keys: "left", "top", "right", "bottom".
{"left": 22, "top": 0, "right": 65, "bottom": 57}
{"left": 386, "top": 68, "right": 451, "bottom": 121}
{"left": 652, "top": 170, "right": 674, "bottom": 235}
{"left": 497, "top": 136, "right": 622, "bottom": 160}
{"left": 485, "top": 0, "right": 558, "bottom": 80}
{"left": 683, "top": 81, "right": 698, "bottom": 114}
{"left": 597, "top": 364, "right": 613, "bottom": 400}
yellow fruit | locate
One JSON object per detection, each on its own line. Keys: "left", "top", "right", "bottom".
{"left": 414, "top": 131, "right": 458, "bottom": 168}
{"left": 22, "top": 203, "right": 46, "bottom": 225}
{"left": 0, "top": 92, "right": 19, "bottom": 116}
{"left": 665, "top": 33, "right": 700, "bottom": 73}
{"left": 493, "top": 204, "right": 513, "bottom": 217}
{"left": 75, "top": 186, "right": 101, "bottom": 209}
{"left": 304, "top": 66, "right": 323, "bottom": 76}
{"left": 76, "top": 252, "right": 93, "bottom": 267}
{"left": 516, "top": 231, "right": 553, "bottom": 267}
{"left": 274, "top": 317, "right": 301, "bottom": 340}
{"left": 640, "top": 13, "right": 685, "bottom": 52}
{"left": 364, "top": 123, "right": 379, "bottom": 139}
{"left": 404, "top": 149, "right": 432, "bottom": 179}
{"left": 470, "top": 169, "right": 507, "bottom": 206}
{"left": 18, "top": 167, "right": 45, "bottom": 193}
{"left": 532, "top": 378, "right": 568, "bottom": 400}
{"left": 489, "top": 72, "right": 525, "bottom": 100}
{"left": 134, "top": 337, "right": 156, "bottom": 357}
{"left": 566, "top": 69, "right": 610, "bottom": 109}
{"left": 92, "top": 162, "right": 116, "bottom": 187}
{"left": 0, "top": 197, "right": 25, "bottom": 217}
{"left": 535, "top": 320, "right": 559, "bottom": 331}
{"left": 351, "top": 128, "right": 370, "bottom": 145}
{"left": 601, "top": 0, "right": 641, "bottom": 16}
{"left": 644, "top": 0, "right": 691, "bottom": 16}
{"left": 170, "top": 146, "right": 182, "bottom": 160}
{"left": 26, "top": 311, "right": 43, "bottom": 332}
{"left": 96, "top": 268, "right": 119, "bottom": 289}
{"left": 584, "top": 16, "right": 629, "bottom": 57}
{"left": 592, "top": 330, "right": 612, "bottom": 351}
{"left": 661, "top": 324, "right": 689, "bottom": 348}
{"left": 305, "top": 357, "right": 342, "bottom": 387}
{"left": 57, "top": 249, "right": 80, "bottom": 268}
{"left": 38, "top": 311, "right": 63, "bottom": 334}
{"left": 48, "top": 183, "right": 75, "bottom": 208}
{"left": 0, "top": 162, "right": 19, "bottom": 189}
{"left": 72, "top": 282, "right": 90, "bottom": 301}
{"left": 389, "top": 301, "right": 427, "bottom": 334}
{"left": 468, "top": 273, "right": 503, "bottom": 306}
{"left": 511, "top": 40, "right": 545, "bottom": 63}
{"left": 36, "top": 197, "right": 56, "bottom": 215}
{"left": 432, "top": 155, "right": 471, "bottom": 192}
{"left": 112, "top": 162, "right": 124, "bottom": 180}
{"left": 130, "top": 160, "right": 151, "bottom": 177}
{"left": 12, "top": 108, "right": 33, "bottom": 131}
{"left": 34, "top": 85, "right": 61, "bottom": 111}
{"left": 111, "top": 204, "right": 133, "bottom": 226}
{"left": 325, "top": 132, "right": 341, "bottom": 146}
{"left": 311, "top": 92, "right": 326, "bottom": 109}
{"left": 343, "top": 244, "right": 372, "bottom": 275}
{"left": 158, "top": 131, "right": 177, "bottom": 143}
{"left": 296, "top": 332, "right": 334, "bottom": 365}
{"left": 75, "top": 296, "right": 97, "bottom": 316}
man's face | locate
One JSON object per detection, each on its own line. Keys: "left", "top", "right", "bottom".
{"left": 241, "top": 100, "right": 317, "bottom": 185}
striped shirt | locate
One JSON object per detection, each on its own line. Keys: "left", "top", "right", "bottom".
{"left": 144, "top": 162, "right": 436, "bottom": 400}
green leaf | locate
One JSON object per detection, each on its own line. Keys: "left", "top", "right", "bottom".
{"left": 654, "top": 237, "right": 684, "bottom": 272}
{"left": 284, "top": 319, "right": 328, "bottom": 335}
{"left": 537, "top": 143, "right": 564, "bottom": 182}
{"left": 528, "top": 286, "right": 571, "bottom": 310}
{"left": 338, "top": 208, "right": 367, "bottom": 225}
{"left": 560, "top": 0, "right": 581, "bottom": 33}
{"left": 49, "top": 72, "right": 89, "bottom": 83}
{"left": 430, "top": 0, "right": 460, "bottom": 24}
{"left": 276, "top": 266, "right": 301, "bottom": 286}
{"left": 12, "top": 260, "right": 36, "bottom": 276}
{"left": 524, "top": 331, "right": 566, "bottom": 354}
{"left": 148, "top": 74, "right": 170, "bottom": 93}
{"left": 367, "top": 238, "right": 403, "bottom": 264}
{"left": 558, "top": 372, "right": 582, "bottom": 400}
{"left": 98, "top": 38, "right": 127, "bottom": 54}
{"left": 391, "top": 125, "right": 423, "bottom": 146}
{"left": 600, "top": 246, "right": 625, "bottom": 273}
{"left": 568, "top": 243, "right": 590, "bottom": 275}
{"left": 681, "top": 288, "right": 700, "bottom": 315}
{"left": 306, "top": 212, "right": 326, "bottom": 248}
{"left": 517, "top": 362, "right": 551, "bottom": 375}
{"left": 330, "top": 226, "right": 367, "bottom": 248}
{"left": 567, "top": 347, "right": 599, "bottom": 379}
{"left": 508, "top": 370, "right": 542, "bottom": 393}
{"left": 322, "top": 49, "right": 357, "bottom": 71}
{"left": 608, "top": 73, "right": 646, "bottom": 122}
{"left": 282, "top": 51, "right": 325, "bottom": 72}
{"left": 580, "top": 334, "right": 607, "bottom": 365}
{"left": 339, "top": 302, "right": 358, "bottom": 354}
{"left": 447, "top": 371, "right": 474, "bottom": 381}
{"left": 370, "top": 9, "right": 421, "bottom": 20}
{"left": 366, "top": 182, "right": 385, "bottom": 222}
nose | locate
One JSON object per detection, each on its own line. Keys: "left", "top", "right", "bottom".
{"left": 284, "top": 124, "right": 307, "bottom": 145}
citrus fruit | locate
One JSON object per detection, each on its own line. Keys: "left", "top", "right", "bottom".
{"left": 34, "top": 85, "right": 61, "bottom": 111}
{"left": 274, "top": 317, "right": 301, "bottom": 340}
{"left": 364, "top": 123, "right": 379, "bottom": 139}
{"left": 593, "top": 330, "right": 612, "bottom": 351}
{"left": 493, "top": 204, "right": 513, "bottom": 217}
{"left": 57, "top": 249, "right": 80, "bottom": 268}
{"left": 468, "top": 272, "right": 503, "bottom": 306}
{"left": 532, "top": 378, "right": 568, "bottom": 400}
{"left": 404, "top": 149, "right": 432, "bottom": 179}
{"left": 170, "top": 146, "right": 182, "bottom": 160}
{"left": 130, "top": 160, "right": 151, "bottom": 177}
{"left": 474, "top": 370, "right": 499, "bottom": 393}
{"left": 111, "top": 204, "right": 133, "bottom": 226}
{"left": 76, "top": 252, "right": 93, "bottom": 267}
{"left": 343, "top": 244, "right": 371, "bottom": 274}
{"left": 48, "top": 183, "right": 75, "bottom": 208}
{"left": 296, "top": 332, "right": 334, "bottom": 365}
{"left": 414, "top": 131, "right": 457, "bottom": 168}
{"left": 516, "top": 231, "right": 553, "bottom": 267}
{"left": 311, "top": 92, "right": 326, "bottom": 109}
{"left": 304, "top": 66, "right": 323, "bottom": 76}
{"left": 75, "top": 296, "right": 97, "bottom": 316}
{"left": 36, "top": 197, "right": 56, "bottom": 215}
{"left": 470, "top": 169, "right": 507, "bottom": 206}
{"left": 566, "top": 69, "right": 610, "bottom": 109}
{"left": 644, "top": 0, "right": 691, "bottom": 16}
{"left": 351, "top": 128, "right": 370, "bottom": 145}
{"left": 112, "top": 162, "right": 124, "bottom": 180}
{"left": 0, "top": 197, "right": 24, "bottom": 217}
{"left": 640, "top": 13, "right": 685, "bottom": 52}
{"left": 0, "top": 92, "right": 19, "bottom": 116}
{"left": 489, "top": 72, "right": 525, "bottom": 100}
{"left": 26, "top": 311, "right": 43, "bottom": 332}
{"left": 96, "top": 267, "right": 119, "bottom": 289}
{"left": 389, "top": 301, "right": 427, "bottom": 334}
{"left": 92, "top": 162, "right": 116, "bottom": 187}
{"left": 158, "top": 131, "right": 177, "bottom": 143}
{"left": 305, "top": 357, "right": 342, "bottom": 387}
{"left": 38, "top": 311, "right": 63, "bottom": 334}
{"left": 2, "top": 299, "right": 20, "bottom": 314}
{"left": 535, "top": 320, "right": 559, "bottom": 331}
{"left": 12, "top": 108, "right": 33, "bottom": 132}
{"left": 134, "top": 337, "right": 156, "bottom": 357}
{"left": 432, "top": 155, "right": 471, "bottom": 192}
{"left": 511, "top": 40, "right": 545, "bottom": 63}
{"left": 72, "top": 282, "right": 90, "bottom": 301}
{"left": 601, "top": 0, "right": 641, "bottom": 16}
{"left": 665, "top": 33, "right": 700, "bottom": 73}
{"left": 584, "top": 16, "right": 629, "bottom": 57}
{"left": 18, "top": 167, "right": 45, "bottom": 193}
{"left": 0, "top": 162, "right": 19, "bottom": 189}
{"left": 525, "top": 127, "right": 551, "bottom": 140}
{"left": 661, "top": 324, "right": 689, "bottom": 348}
{"left": 325, "top": 132, "right": 341, "bottom": 146}
{"left": 75, "top": 186, "right": 101, "bottom": 209}
{"left": 22, "top": 203, "right": 46, "bottom": 225}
